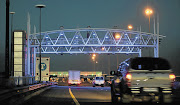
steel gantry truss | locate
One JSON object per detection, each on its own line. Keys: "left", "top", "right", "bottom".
{"left": 28, "top": 28, "right": 164, "bottom": 57}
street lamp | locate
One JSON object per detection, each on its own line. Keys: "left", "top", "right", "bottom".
{"left": 92, "top": 56, "right": 95, "bottom": 60}
{"left": 91, "top": 54, "right": 98, "bottom": 71}
{"left": 101, "top": 47, "right": 105, "bottom": 51}
{"left": 10, "top": 11, "right": 15, "bottom": 76}
{"left": 128, "top": 25, "right": 133, "bottom": 30}
{"left": 115, "top": 33, "right": 121, "bottom": 40}
{"left": 145, "top": 8, "right": 153, "bottom": 32}
{"left": 145, "top": 8, "right": 154, "bottom": 57}
{"left": 128, "top": 25, "right": 133, "bottom": 38}
{"left": 10, "top": 12, "right": 15, "bottom": 34}
{"left": 35, "top": 4, "right": 46, "bottom": 82}
{"left": 5, "top": 0, "right": 10, "bottom": 79}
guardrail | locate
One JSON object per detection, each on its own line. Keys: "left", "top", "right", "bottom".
{"left": 0, "top": 82, "right": 57, "bottom": 103}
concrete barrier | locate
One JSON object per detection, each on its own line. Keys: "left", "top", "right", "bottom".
{"left": 13, "top": 76, "right": 35, "bottom": 86}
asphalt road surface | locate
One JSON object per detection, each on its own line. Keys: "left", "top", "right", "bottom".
{"left": 20, "top": 85, "right": 111, "bottom": 105}
{"left": 19, "top": 84, "right": 180, "bottom": 105}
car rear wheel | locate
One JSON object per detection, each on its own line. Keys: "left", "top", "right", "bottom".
{"left": 111, "top": 85, "right": 118, "bottom": 103}
{"left": 159, "top": 94, "right": 172, "bottom": 103}
{"left": 120, "top": 94, "right": 131, "bottom": 103}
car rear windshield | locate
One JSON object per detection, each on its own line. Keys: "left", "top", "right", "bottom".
{"left": 96, "top": 77, "right": 104, "bottom": 80}
{"left": 131, "top": 57, "right": 171, "bottom": 70}
{"left": 175, "top": 77, "right": 180, "bottom": 82}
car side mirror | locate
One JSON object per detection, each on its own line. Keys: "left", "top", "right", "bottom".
{"left": 110, "top": 71, "right": 116, "bottom": 75}
{"left": 120, "top": 68, "right": 122, "bottom": 71}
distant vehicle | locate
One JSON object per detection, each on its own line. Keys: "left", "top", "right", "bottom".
{"left": 68, "top": 70, "right": 81, "bottom": 86}
{"left": 59, "top": 77, "right": 67, "bottom": 83}
{"left": 110, "top": 57, "right": 175, "bottom": 103}
{"left": 87, "top": 78, "right": 93, "bottom": 83}
{"left": 93, "top": 76, "right": 105, "bottom": 87}
{"left": 105, "top": 76, "right": 114, "bottom": 86}
{"left": 50, "top": 77, "right": 58, "bottom": 82}
{"left": 49, "top": 75, "right": 58, "bottom": 82}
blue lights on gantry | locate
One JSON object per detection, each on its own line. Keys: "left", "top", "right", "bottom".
{"left": 29, "top": 28, "right": 165, "bottom": 56}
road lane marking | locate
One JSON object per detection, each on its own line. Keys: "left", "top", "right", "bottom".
{"left": 69, "top": 88, "right": 80, "bottom": 105}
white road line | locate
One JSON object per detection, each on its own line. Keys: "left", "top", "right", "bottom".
{"left": 69, "top": 88, "right": 80, "bottom": 105}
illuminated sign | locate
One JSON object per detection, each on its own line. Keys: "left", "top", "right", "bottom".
{"left": 36, "top": 57, "right": 50, "bottom": 81}
{"left": 13, "top": 31, "right": 25, "bottom": 77}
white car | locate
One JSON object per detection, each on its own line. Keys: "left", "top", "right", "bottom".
{"left": 93, "top": 76, "right": 105, "bottom": 87}
{"left": 111, "top": 57, "right": 175, "bottom": 103}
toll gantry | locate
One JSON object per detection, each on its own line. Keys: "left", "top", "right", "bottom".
{"left": 13, "top": 28, "right": 164, "bottom": 85}
{"left": 28, "top": 28, "right": 164, "bottom": 57}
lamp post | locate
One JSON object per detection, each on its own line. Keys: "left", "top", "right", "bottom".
{"left": 10, "top": 12, "right": 15, "bottom": 76}
{"left": 145, "top": 8, "right": 153, "bottom": 32}
{"left": 35, "top": 4, "right": 45, "bottom": 82}
{"left": 153, "top": 12, "right": 159, "bottom": 57}
{"left": 10, "top": 12, "right": 15, "bottom": 34}
{"left": 145, "top": 8, "right": 153, "bottom": 57}
{"left": 116, "top": 54, "right": 119, "bottom": 69}
{"left": 128, "top": 25, "right": 133, "bottom": 38}
{"left": 145, "top": 8, "right": 159, "bottom": 57}
{"left": 91, "top": 54, "right": 98, "bottom": 71}
{"left": 92, "top": 54, "right": 96, "bottom": 71}
{"left": 5, "top": 0, "right": 10, "bottom": 79}
{"left": 156, "top": 14, "right": 159, "bottom": 57}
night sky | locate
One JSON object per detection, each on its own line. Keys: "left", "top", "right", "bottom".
{"left": 0, "top": 0, "right": 180, "bottom": 75}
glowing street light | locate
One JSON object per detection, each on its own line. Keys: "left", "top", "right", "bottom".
{"left": 92, "top": 56, "right": 95, "bottom": 60}
{"left": 128, "top": 25, "right": 133, "bottom": 30}
{"left": 101, "top": 47, "right": 105, "bottom": 51}
{"left": 115, "top": 33, "right": 121, "bottom": 40}
{"left": 145, "top": 8, "right": 153, "bottom": 16}
{"left": 128, "top": 25, "right": 133, "bottom": 38}
{"left": 91, "top": 53, "right": 97, "bottom": 62}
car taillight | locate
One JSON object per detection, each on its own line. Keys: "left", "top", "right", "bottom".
{"left": 78, "top": 80, "right": 81, "bottom": 84}
{"left": 68, "top": 80, "right": 72, "bottom": 84}
{"left": 169, "top": 74, "right": 175, "bottom": 80}
{"left": 126, "top": 73, "right": 132, "bottom": 80}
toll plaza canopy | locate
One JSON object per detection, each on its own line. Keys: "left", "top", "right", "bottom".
{"left": 50, "top": 71, "right": 102, "bottom": 77}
